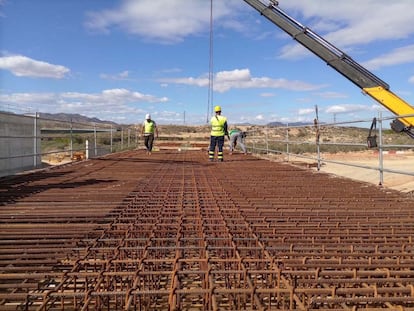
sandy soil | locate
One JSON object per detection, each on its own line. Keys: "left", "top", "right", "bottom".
{"left": 318, "top": 152, "right": 414, "bottom": 193}
{"left": 264, "top": 150, "right": 414, "bottom": 194}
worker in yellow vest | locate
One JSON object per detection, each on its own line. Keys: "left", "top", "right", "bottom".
{"left": 141, "top": 113, "right": 158, "bottom": 155}
{"left": 209, "top": 105, "right": 229, "bottom": 162}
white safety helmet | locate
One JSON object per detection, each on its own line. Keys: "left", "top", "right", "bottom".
{"left": 145, "top": 113, "right": 151, "bottom": 120}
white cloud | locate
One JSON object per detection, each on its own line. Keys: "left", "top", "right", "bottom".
{"left": 325, "top": 104, "right": 368, "bottom": 114}
{"left": 216, "top": 69, "right": 251, "bottom": 82}
{"left": 278, "top": 44, "right": 311, "bottom": 60}
{"left": 0, "top": 92, "right": 58, "bottom": 104}
{"left": 362, "top": 45, "right": 414, "bottom": 70}
{"left": 255, "top": 114, "right": 265, "bottom": 121}
{"left": 0, "top": 55, "right": 69, "bottom": 78}
{"left": 409, "top": 76, "right": 414, "bottom": 84}
{"left": 160, "top": 68, "right": 325, "bottom": 93}
{"left": 61, "top": 89, "right": 168, "bottom": 105}
{"left": 162, "top": 76, "right": 209, "bottom": 88}
{"left": 85, "top": 0, "right": 241, "bottom": 44}
{"left": 282, "top": 1, "right": 414, "bottom": 45}
{"left": 0, "top": 89, "right": 168, "bottom": 119}
{"left": 275, "top": 1, "right": 414, "bottom": 63}
{"left": 100, "top": 70, "right": 131, "bottom": 81}
{"left": 298, "top": 108, "right": 314, "bottom": 115}
{"left": 84, "top": 0, "right": 414, "bottom": 49}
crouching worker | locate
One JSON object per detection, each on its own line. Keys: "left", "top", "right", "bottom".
{"left": 229, "top": 128, "right": 247, "bottom": 155}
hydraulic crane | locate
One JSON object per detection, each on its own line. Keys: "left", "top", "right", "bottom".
{"left": 242, "top": 0, "right": 414, "bottom": 138}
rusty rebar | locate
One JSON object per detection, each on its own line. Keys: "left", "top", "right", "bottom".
{"left": 1, "top": 150, "right": 413, "bottom": 310}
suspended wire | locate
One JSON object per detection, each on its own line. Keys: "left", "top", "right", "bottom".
{"left": 206, "top": 0, "right": 214, "bottom": 123}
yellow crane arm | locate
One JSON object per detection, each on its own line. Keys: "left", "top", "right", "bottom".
{"left": 364, "top": 87, "right": 414, "bottom": 129}
{"left": 242, "top": 0, "right": 414, "bottom": 137}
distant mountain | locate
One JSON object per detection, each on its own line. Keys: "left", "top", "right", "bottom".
{"left": 233, "top": 122, "right": 253, "bottom": 126}
{"left": 267, "top": 121, "right": 315, "bottom": 127}
{"left": 39, "top": 113, "right": 118, "bottom": 125}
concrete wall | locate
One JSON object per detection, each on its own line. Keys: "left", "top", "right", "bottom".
{"left": 0, "top": 112, "right": 41, "bottom": 178}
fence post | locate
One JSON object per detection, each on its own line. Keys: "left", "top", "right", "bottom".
{"left": 85, "top": 140, "right": 89, "bottom": 159}
{"left": 33, "top": 112, "right": 38, "bottom": 168}
{"left": 265, "top": 127, "right": 269, "bottom": 154}
{"left": 94, "top": 123, "right": 97, "bottom": 157}
{"left": 378, "top": 112, "right": 384, "bottom": 186}
{"left": 286, "top": 123, "right": 289, "bottom": 162}
{"left": 121, "top": 128, "right": 124, "bottom": 150}
{"left": 252, "top": 129, "right": 255, "bottom": 152}
{"left": 70, "top": 118, "right": 73, "bottom": 160}
{"left": 110, "top": 125, "right": 113, "bottom": 153}
{"left": 315, "top": 118, "right": 321, "bottom": 171}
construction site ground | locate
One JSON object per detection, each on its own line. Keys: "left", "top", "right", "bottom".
{"left": 1, "top": 149, "right": 414, "bottom": 310}
{"left": 262, "top": 150, "right": 414, "bottom": 194}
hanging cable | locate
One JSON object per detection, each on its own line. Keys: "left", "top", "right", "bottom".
{"left": 206, "top": 0, "right": 214, "bottom": 123}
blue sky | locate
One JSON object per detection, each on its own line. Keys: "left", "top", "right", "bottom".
{"left": 1, "top": 0, "right": 414, "bottom": 125}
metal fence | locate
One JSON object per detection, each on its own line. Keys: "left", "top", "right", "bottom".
{"left": 2, "top": 111, "right": 414, "bottom": 188}
{"left": 0, "top": 112, "right": 138, "bottom": 177}
{"left": 247, "top": 113, "right": 414, "bottom": 188}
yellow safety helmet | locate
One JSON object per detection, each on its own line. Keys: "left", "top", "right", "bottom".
{"left": 214, "top": 105, "right": 222, "bottom": 112}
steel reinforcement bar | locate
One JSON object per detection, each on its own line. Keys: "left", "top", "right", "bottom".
{"left": 0, "top": 150, "right": 414, "bottom": 310}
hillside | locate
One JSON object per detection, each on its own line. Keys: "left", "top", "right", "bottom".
{"left": 39, "top": 113, "right": 118, "bottom": 126}
{"left": 33, "top": 113, "right": 414, "bottom": 146}
{"left": 156, "top": 123, "right": 414, "bottom": 148}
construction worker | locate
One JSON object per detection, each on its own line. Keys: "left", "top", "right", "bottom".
{"left": 141, "top": 113, "right": 158, "bottom": 155}
{"left": 209, "top": 105, "right": 229, "bottom": 162}
{"left": 229, "top": 128, "right": 247, "bottom": 155}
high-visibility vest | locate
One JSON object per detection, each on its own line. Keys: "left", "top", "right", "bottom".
{"left": 210, "top": 115, "right": 227, "bottom": 136}
{"left": 144, "top": 120, "right": 156, "bottom": 134}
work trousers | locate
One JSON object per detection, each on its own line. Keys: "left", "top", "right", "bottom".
{"left": 144, "top": 134, "right": 155, "bottom": 152}
{"left": 209, "top": 135, "right": 225, "bottom": 161}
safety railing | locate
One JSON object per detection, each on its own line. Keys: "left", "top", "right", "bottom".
{"left": 2, "top": 110, "right": 414, "bottom": 189}
{"left": 247, "top": 113, "right": 414, "bottom": 190}
{"left": 0, "top": 111, "right": 139, "bottom": 177}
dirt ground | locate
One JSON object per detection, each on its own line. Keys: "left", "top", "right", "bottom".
{"left": 317, "top": 151, "right": 414, "bottom": 193}
{"left": 264, "top": 150, "right": 414, "bottom": 194}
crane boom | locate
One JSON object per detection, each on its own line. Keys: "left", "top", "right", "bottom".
{"left": 242, "top": 0, "right": 414, "bottom": 137}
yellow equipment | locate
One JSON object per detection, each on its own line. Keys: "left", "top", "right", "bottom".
{"left": 242, "top": 0, "right": 414, "bottom": 138}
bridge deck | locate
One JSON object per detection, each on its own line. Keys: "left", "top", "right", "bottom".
{"left": 1, "top": 150, "right": 413, "bottom": 310}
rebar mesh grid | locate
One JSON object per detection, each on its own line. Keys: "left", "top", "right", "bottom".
{"left": 1, "top": 150, "right": 414, "bottom": 310}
